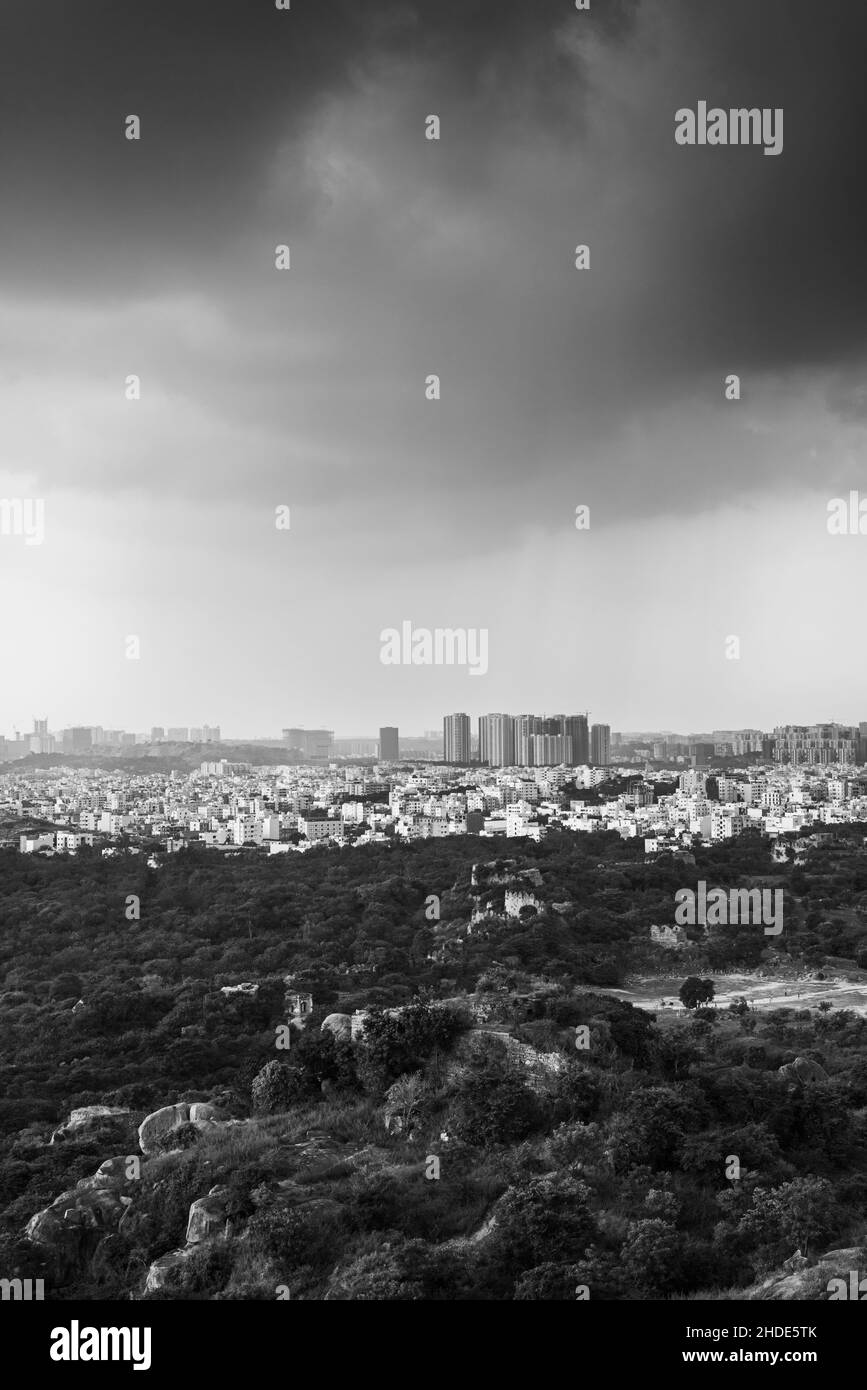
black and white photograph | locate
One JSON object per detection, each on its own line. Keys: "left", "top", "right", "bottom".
{"left": 1, "top": 0, "right": 866, "bottom": 1365}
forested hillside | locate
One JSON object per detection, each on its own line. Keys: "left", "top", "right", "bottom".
{"left": 2, "top": 830, "right": 867, "bottom": 1299}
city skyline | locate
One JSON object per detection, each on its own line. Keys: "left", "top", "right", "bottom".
{"left": 4, "top": 713, "right": 867, "bottom": 769}
{"left": 7, "top": 728, "right": 867, "bottom": 863}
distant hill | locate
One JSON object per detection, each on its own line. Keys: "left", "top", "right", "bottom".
{"left": 4, "top": 743, "right": 303, "bottom": 773}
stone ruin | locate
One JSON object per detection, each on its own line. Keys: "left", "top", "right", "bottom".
{"left": 650, "top": 924, "right": 689, "bottom": 950}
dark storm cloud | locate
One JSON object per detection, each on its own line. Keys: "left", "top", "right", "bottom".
{"left": 3, "top": 0, "right": 867, "bottom": 531}
{"left": 0, "top": 0, "right": 373, "bottom": 291}
{"left": 632, "top": 0, "right": 867, "bottom": 379}
{"left": 0, "top": 0, "right": 632, "bottom": 295}
{"left": 4, "top": 1, "right": 867, "bottom": 732}
{"left": 2, "top": 0, "right": 865, "bottom": 357}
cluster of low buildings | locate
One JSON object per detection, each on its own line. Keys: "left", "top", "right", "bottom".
{"left": 0, "top": 721, "right": 222, "bottom": 760}
{"left": 640, "top": 767, "right": 867, "bottom": 852}
{"left": 3, "top": 754, "right": 867, "bottom": 858}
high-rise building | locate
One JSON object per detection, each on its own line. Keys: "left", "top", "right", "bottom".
{"left": 479, "top": 713, "right": 515, "bottom": 767}
{"left": 71, "top": 726, "right": 93, "bottom": 751}
{"left": 379, "top": 726, "right": 399, "bottom": 761}
{"left": 443, "top": 713, "right": 471, "bottom": 764}
{"left": 531, "top": 733, "right": 567, "bottom": 765}
{"left": 563, "top": 714, "right": 589, "bottom": 764}
{"left": 478, "top": 716, "right": 488, "bottom": 765}
{"left": 773, "top": 724, "right": 857, "bottom": 766}
{"left": 590, "top": 723, "right": 610, "bottom": 766}
{"left": 151, "top": 727, "right": 165, "bottom": 743}
{"left": 33, "top": 718, "right": 48, "bottom": 736}
{"left": 437, "top": 711, "right": 594, "bottom": 766}
{"left": 167, "top": 727, "right": 189, "bottom": 742}
{"left": 512, "top": 714, "right": 541, "bottom": 766}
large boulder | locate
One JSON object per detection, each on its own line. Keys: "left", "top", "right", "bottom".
{"left": 87, "top": 1156, "right": 139, "bottom": 1188}
{"left": 186, "top": 1186, "right": 232, "bottom": 1244}
{"left": 25, "top": 1175, "right": 134, "bottom": 1278}
{"left": 50, "top": 1106, "right": 132, "bottom": 1145}
{"left": 138, "top": 1103, "right": 190, "bottom": 1154}
{"left": 138, "top": 1101, "right": 222, "bottom": 1154}
{"left": 144, "top": 1184, "right": 234, "bottom": 1292}
{"left": 26, "top": 1187, "right": 132, "bottom": 1245}
{"left": 321, "top": 1013, "right": 352, "bottom": 1042}
{"left": 144, "top": 1247, "right": 196, "bottom": 1293}
{"left": 779, "top": 1055, "right": 828, "bottom": 1084}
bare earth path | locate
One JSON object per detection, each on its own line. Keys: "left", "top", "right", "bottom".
{"left": 598, "top": 969, "right": 867, "bottom": 1016}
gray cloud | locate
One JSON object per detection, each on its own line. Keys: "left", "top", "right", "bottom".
{"left": 3, "top": 0, "right": 867, "bottom": 730}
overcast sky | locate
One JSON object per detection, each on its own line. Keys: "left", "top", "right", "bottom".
{"left": 1, "top": 0, "right": 866, "bottom": 739}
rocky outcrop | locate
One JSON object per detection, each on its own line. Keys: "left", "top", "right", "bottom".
{"left": 50, "top": 1105, "right": 132, "bottom": 1145}
{"left": 321, "top": 1012, "right": 352, "bottom": 1042}
{"left": 26, "top": 1187, "right": 132, "bottom": 1247}
{"left": 285, "top": 1130, "right": 343, "bottom": 1174}
{"left": 782, "top": 1249, "right": 809, "bottom": 1273}
{"left": 145, "top": 1247, "right": 198, "bottom": 1293}
{"left": 742, "top": 1246, "right": 867, "bottom": 1300}
{"left": 90, "top": 1156, "right": 137, "bottom": 1186}
{"left": 778, "top": 1056, "right": 828, "bottom": 1084}
{"left": 24, "top": 1156, "right": 137, "bottom": 1278}
{"left": 343, "top": 1144, "right": 393, "bottom": 1173}
{"left": 145, "top": 1186, "right": 233, "bottom": 1292}
{"left": 138, "top": 1103, "right": 188, "bottom": 1154}
{"left": 138, "top": 1101, "right": 221, "bottom": 1154}
{"left": 186, "top": 1186, "right": 232, "bottom": 1244}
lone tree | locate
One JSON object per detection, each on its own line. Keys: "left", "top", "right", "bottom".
{"left": 251, "top": 1059, "right": 299, "bottom": 1114}
{"left": 678, "top": 976, "right": 715, "bottom": 1011}
{"left": 384, "top": 1072, "right": 426, "bottom": 1135}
